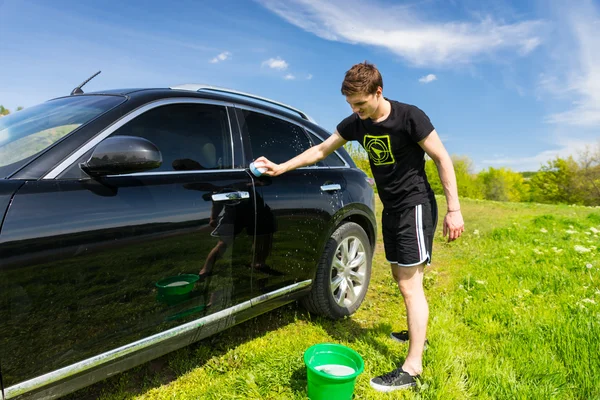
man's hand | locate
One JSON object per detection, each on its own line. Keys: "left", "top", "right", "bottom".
{"left": 443, "top": 210, "right": 464, "bottom": 242}
{"left": 253, "top": 156, "right": 284, "bottom": 177}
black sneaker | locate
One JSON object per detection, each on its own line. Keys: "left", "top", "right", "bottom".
{"left": 390, "top": 330, "right": 429, "bottom": 348}
{"left": 369, "top": 367, "right": 418, "bottom": 392}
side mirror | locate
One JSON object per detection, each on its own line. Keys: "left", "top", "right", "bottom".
{"left": 80, "top": 136, "right": 162, "bottom": 177}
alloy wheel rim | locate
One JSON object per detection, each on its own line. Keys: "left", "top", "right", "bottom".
{"left": 329, "top": 235, "right": 367, "bottom": 307}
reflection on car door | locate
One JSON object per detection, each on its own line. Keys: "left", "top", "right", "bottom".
{"left": 236, "top": 109, "right": 344, "bottom": 296}
{"left": 0, "top": 102, "right": 256, "bottom": 387}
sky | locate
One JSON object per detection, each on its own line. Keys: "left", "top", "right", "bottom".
{"left": 0, "top": 0, "right": 599, "bottom": 172}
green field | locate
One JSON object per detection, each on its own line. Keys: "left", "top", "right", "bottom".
{"left": 67, "top": 197, "right": 600, "bottom": 400}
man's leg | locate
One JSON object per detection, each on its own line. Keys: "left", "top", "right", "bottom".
{"left": 391, "top": 262, "right": 428, "bottom": 376}
{"left": 369, "top": 262, "right": 427, "bottom": 392}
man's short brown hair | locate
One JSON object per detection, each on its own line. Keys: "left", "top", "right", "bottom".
{"left": 341, "top": 61, "right": 383, "bottom": 96}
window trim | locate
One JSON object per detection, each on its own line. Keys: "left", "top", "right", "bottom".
{"left": 43, "top": 98, "right": 237, "bottom": 180}
{"left": 233, "top": 104, "right": 350, "bottom": 169}
{"left": 305, "top": 130, "right": 348, "bottom": 168}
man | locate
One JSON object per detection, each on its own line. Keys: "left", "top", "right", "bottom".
{"left": 254, "top": 61, "right": 464, "bottom": 392}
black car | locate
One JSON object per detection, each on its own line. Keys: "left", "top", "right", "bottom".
{"left": 0, "top": 84, "right": 376, "bottom": 399}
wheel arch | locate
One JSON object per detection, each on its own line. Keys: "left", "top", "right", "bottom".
{"left": 333, "top": 205, "right": 377, "bottom": 253}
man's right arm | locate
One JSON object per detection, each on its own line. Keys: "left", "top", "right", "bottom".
{"left": 254, "top": 131, "right": 347, "bottom": 176}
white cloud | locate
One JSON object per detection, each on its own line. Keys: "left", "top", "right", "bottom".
{"left": 257, "top": 0, "right": 544, "bottom": 66}
{"left": 262, "top": 57, "right": 289, "bottom": 70}
{"left": 542, "top": 2, "right": 600, "bottom": 127}
{"left": 209, "top": 51, "right": 231, "bottom": 63}
{"left": 481, "top": 138, "right": 599, "bottom": 172}
{"left": 306, "top": 74, "right": 313, "bottom": 80}
{"left": 419, "top": 74, "right": 437, "bottom": 83}
{"left": 284, "top": 74, "right": 296, "bottom": 80}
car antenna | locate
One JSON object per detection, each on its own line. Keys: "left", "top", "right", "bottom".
{"left": 70, "top": 70, "right": 102, "bottom": 95}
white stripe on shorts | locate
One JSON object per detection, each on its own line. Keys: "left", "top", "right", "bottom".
{"left": 415, "top": 204, "right": 427, "bottom": 260}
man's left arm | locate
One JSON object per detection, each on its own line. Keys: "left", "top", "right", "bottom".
{"left": 418, "top": 129, "right": 465, "bottom": 242}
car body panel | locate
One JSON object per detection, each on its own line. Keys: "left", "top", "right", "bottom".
{"left": 0, "top": 87, "right": 376, "bottom": 399}
{"left": 0, "top": 171, "right": 257, "bottom": 387}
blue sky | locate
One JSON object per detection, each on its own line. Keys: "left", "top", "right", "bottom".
{"left": 1, "top": 0, "right": 598, "bottom": 172}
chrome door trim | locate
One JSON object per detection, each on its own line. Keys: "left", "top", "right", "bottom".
{"left": 104, "top": 168, "right": 247, "bottom": 178}
{"left": 320, "top": 184, "right": 341, "bottom": 192}
{"left": 43, "top": 98, "right": 237, "bottom": 180}
{"left": 212, "top": 191, "right": 250, "bottom": 202}
{"left": 4, "top": 280, "right": 312, "bottom": 399}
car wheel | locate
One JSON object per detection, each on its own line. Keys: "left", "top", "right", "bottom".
{"left": 301, "top": 222, "right": 372, "bottom": 320}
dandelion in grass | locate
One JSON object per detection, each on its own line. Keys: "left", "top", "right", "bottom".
{"left": 581, "top": 298, "right": 596, "bottom": 304}
{"left": 540, "top": 228, "right": 548, "bottom": 233}
{"left": 574, "top": 245, "right": 592, "bottom": 253}
{"left": 473, "top": 229, "right": 479, "bottom": 235}
{"left": 475, "top": 280, "right": 486, "bottom": 285}
{"left": 566, "top": 229, "right": 578, "bottom": 234}
{"left": 590, "top": 227, "right": 599, "bottom": 234}
{"left": 552, "top": 247, "right": 563, "bottom": 253}
{"left": 533, "top": 248, "right": 543, "bottom": 255}
{"left": 586, "top": 263, "right": 595, "bottom": 283}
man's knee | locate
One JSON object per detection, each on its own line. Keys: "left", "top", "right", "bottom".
{"left": 398, "top": 279, "right": 419, "bottom": 298}
{"left": 391, "top": 263, "right": 425, "bottom": 297}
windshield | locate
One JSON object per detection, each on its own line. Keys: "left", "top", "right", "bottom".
{"left": 0, "top": 95, "right": 124, "bottom": 178}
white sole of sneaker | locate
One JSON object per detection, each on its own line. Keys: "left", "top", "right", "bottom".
{"left": 369, "top": 379, "right": 416, "bottom": 392}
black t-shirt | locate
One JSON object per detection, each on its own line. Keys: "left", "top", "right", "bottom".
{"left": 337, "top": 99, "right": 434, "bottom": 211}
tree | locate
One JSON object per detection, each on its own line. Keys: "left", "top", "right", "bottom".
{"left": 477, "top": 167, "right": 529, "bottom": 202}
{"left": 0, "top": 105, "right": 10, "bottom": 117}
{"left": 529, "top": 157, "right": 582, "bottom": 205}
{"left": 425, "top": 155, "right": 484, "bottom": 199}
{"left": 574, "top": 142, "right": 600, "bottom": 206}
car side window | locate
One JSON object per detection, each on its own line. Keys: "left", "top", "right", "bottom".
{"left": 240, "top": 110, "right": 312, "bottom": 164}
{"left": 307, "top": 131, "right": 346, "bottom": 167}
{"left": 105, "top": 103, "right": 232, "bottom": 172}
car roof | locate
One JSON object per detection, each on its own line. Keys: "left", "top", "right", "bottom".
{"left": 80, "top": 86, "right": 319, "bottom": 128}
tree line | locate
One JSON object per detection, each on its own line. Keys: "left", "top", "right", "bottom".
{"left": 0, "top": 105, "right": 24, "bottom": 117}
{"left": 345, "top": 142, "right": 600, "bottom": 207}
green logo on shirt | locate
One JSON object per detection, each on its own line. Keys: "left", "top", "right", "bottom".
{"left": 364, "top": 135, "right": 395, "bottom": 165}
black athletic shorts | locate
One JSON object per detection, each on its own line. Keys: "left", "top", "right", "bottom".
{"left": 382, "top": 196, "right": 438, "bottom": 267}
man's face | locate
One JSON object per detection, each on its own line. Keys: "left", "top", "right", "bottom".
{"left": 345, "top": 89, "right": 381, "bottom": 120}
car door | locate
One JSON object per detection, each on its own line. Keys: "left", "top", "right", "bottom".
{"left": 234, "top": 108, "right": 345, "bottom": 296}
{"left": 0, "top": 100, "right": 256, "bottom": 388}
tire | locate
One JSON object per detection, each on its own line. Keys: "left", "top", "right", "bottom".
{"left": 301, "top": 222, "right": 372, "bottom": 320}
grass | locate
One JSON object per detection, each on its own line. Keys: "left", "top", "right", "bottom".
{"left": 65, "top": 196, "right": 600, "bottom": 399}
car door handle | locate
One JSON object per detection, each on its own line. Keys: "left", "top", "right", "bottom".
{"left": 211, "top": 191, "right": 250, "bottom": 202}
{"left": 320, "top": 184, "right": 341, "bottom": 192}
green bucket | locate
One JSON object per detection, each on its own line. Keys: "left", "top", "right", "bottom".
{"left": 155, "top": 274, "right": 199, "bottom": 305}
{"left": 304, "top": 343, "right": 364, "bottom": 400}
